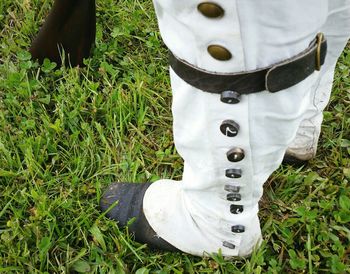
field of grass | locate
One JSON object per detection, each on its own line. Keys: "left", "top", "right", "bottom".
{"left": 0, "top": 1, "right": 349, "bottom": 273}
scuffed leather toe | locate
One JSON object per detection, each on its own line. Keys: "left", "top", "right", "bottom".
{"left": 100, "top": 182, "right": 178, "bottom": 252}
{"left": 282, "top": 153, "right": 309, "bottom": 167}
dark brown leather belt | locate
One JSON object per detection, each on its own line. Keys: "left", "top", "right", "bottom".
{"left": 169, "top": 33, "right": 327, "bottom": 94}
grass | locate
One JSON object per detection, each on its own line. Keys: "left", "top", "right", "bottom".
{"left": 0, "top": 0, "right": 349, "bottom": 273}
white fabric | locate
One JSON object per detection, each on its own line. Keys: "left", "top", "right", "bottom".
{"left": 288, "top": 0, "right": 350, "bottom": 160}
{"left": 144, "top": 0, "right": 350, "bottom": 257}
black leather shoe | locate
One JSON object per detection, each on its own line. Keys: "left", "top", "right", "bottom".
{"left": 100, "top": 183, "right": 178, "bottom": 252}
{"left": 30, "top": 0, "right": 96, "bottom": 66}
{"left": 282, "top": 153, "right": 309, "bottom": 167}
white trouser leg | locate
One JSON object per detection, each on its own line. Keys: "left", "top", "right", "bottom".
{"left": 143, "top": 0, "right": 344, "bottom": 257}
{"left": 287, "top": 0, "right": 350, "bottom": 160}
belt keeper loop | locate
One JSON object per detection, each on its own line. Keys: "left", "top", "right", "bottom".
{"left": 315, "top": 33, "right": 324, "bottom": 71}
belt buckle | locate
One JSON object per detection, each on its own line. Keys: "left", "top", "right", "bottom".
{"left": 315, "top": 33, "right": 324, "bottom": 71}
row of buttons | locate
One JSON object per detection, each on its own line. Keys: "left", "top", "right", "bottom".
{"left": 222, "top": 100, "right": 246, "bottom": 252}
{"left": 198, "top": 2, "right": 233, "bottom": 61}
{"left": 196, "top": 1, "right": 244, "bottom": 251}
{"left": 223, "top": 104, "right": 246, "bottom": 250}
{"left": 222, "top": 113, "right": 245, "bottom": 249}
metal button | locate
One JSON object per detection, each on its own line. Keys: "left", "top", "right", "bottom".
{"left": 227, "top": 193, "right": 241, "bottom": 202}
{"left": 220, "top": 91, "right": 241, "bottom": 104}
{"left": 208, "top": 45, "right": 232, "bottom": 61}
{"left": 220, "top": 120, "right": 239, "bottom": 137}
{"left": 224, "top": 185, "right": 240, "bottom": 193}
{"left": 225, "top": 168, "right": 242, "bottom": 179}
{"left": 231, "top": 225, "right": 245, "bottom": 233}
{"left": 227, "top": 148, "right": 245, "bottom": 162}
{"left": 223, "top": 241, "right": 235, "bottom": 249}
{"left": 198, "top": 3, "right": 224, "bottom": 18}
{"left": 230, "top": 205, "right": 244, "bottom": 214}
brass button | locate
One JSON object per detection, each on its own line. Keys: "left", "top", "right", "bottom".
{"left": 208, "top": 45, "right": 232, "bottom": 61}
{"left": 198, "top": 2, "right": 224, "bottom": 18}
{"left": 227, "top": 148, "right": 245, "bottom": 162}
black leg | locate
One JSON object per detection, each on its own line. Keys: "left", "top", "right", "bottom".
{"left": 30, "top": 0, "right": 96, "bottom": 67}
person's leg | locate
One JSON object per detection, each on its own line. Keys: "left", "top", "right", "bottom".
{"left": 29, "top": 0, "right": 96, "bottom": 66}
{"left": 101, "top": 0, "right": 340, "bottom": 257}
{"left": 285, "top": 0, "right": 350, "bottom": 164}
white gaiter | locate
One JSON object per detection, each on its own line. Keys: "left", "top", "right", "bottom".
{"left": 142, "top": 0, "right": 346, "bottom": 257}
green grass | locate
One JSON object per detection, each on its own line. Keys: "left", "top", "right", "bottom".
{"left": 0, "top": 1, "right": 349, "bottom": 273}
